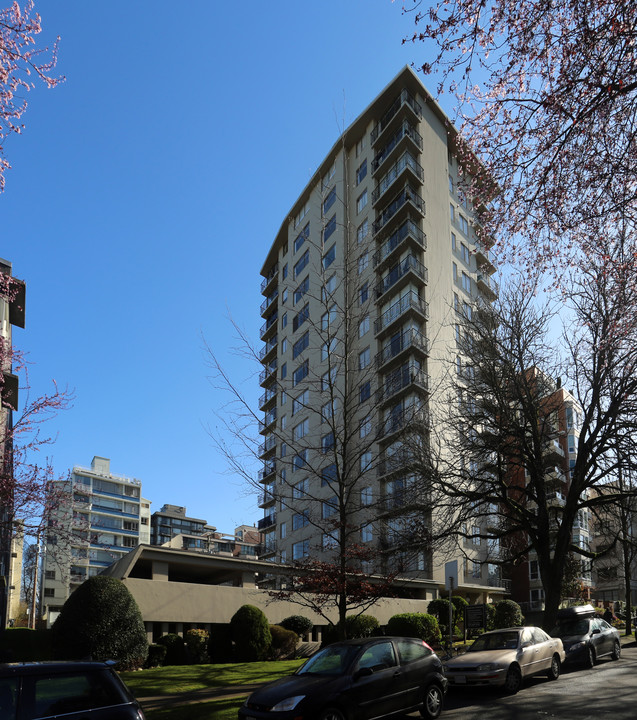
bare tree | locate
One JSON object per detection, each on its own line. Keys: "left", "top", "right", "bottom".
{"left": 402, "top": 264, "right": 637, "bottom": 630}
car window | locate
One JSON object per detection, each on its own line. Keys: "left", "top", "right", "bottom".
{"left": 597, "top": 619, "right": 611, "bottom": 630}
{"left": 521, "top": 628, "right": 534, "bottom": 646}
{"left": 357, "top": 641, "right": 397, "bottom": 670}
{"left": 30, "top": 671, "right": 125, "bottom": 719}
{"left": 395, "top": 638, "right": 432, "bottom": 664}
{"left": 0, "top": 677, "right": 18, "bottom": 720}
{"left": 469, "top": 632, "right": 519, "bottom": 651}
{"left": 531, "top": 628, "right": 550, "bottom": 644}
{"left": 298, "top": 646, "right": 358, "bottom": 676}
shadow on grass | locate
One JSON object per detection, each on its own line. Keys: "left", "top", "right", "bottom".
{"left": 144, "top": 696, "right": 247, "bottom": 720}
{"left": 121, "top": 660, "right": 303, "bottom": 698}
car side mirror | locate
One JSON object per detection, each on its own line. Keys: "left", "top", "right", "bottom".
{"left": 521, "top": 641, "right": 532, "bottom": 648}
{"left": 353, "top": 667, "right": 374, "bottom": 681}
{"left": 592, "top": 628, "right": 600, "bottom": 635}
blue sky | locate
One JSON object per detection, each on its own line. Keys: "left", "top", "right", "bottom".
{"left": 3, "top": 1, "right": 452, "bottom": 532}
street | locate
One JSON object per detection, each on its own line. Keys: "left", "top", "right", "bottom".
{"left": 428, "top": 640, "right": 637, "bottom": 720}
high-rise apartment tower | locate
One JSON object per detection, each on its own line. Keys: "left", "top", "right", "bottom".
{"left": 257, "top": 67, "right": 501, "bottom": 599}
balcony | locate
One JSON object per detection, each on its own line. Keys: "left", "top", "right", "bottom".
{"left": 260, "top": 290, "right": 278, "bottom": 317}
{"left": 473, "top": 239, "right": 496, "bottom": 275}
{"left": 259, "top": 360, "right": 277, "bottom": 386}
{"left": 477, "top": 273, "right": 498, "bottom": 300}
{"left": 373, "top": 218, "right": 426, "bottom": 270}
{"left": 372, "top": 152, "right": 424, "bottom": 206}
{"left": 546, "top": 490, "right": 566, "bottom": 507}
{"left": 258, "top": 334, "right": 278, "bottom": 362}
{"left": 371, "top": 89, "right": 422, "bottom": 145}
{"left": 377, "top": 368, "right": 430, "bottom": 404}
{"left": 259, "top": 409, "right": 277, "bottom": 434}
{"left": 372, "top": 120, "right": 423, "bottom": 175}
{"left": 377, "top": 408, "right": 428, "bottom": 441}
{"left": 373, "top": 183, "right": 425, "bottom": 236}
{"left": 376, "top": 328, "right": 429, "bottom": 369}
{"left": 261, "top": 263, "right": 279, "bottom": 294}
{"left": 377, "top": 453, "right": 413, "bottom": 479}
{"left": 544, "top": 438, "right": 565, "bottom": 464}
{"left": 375, "top": 255, "right": 428, "bottom": 301}
{"left": 260, "top": 311, "right": 278, "bottom": 341}
{"left": 257, "top": 512, "right": 276, "bottom": 530}
{"left": 259, "top": 386, "right": 277, "bottom": 410}
{"left": 259, "top": 460, "right": 276, "bottom": 482}
{"left": 258, "top": 435, "right": 276, "bottom": 457}
{"left": 374, "top": 291, "right": 429, "bottom": 337}
{"left": 258, "top": 488, "right": 276, "bottom": 507}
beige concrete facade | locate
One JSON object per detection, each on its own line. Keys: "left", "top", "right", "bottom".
{"left": 256, "top": 67, "right": 503, "bottom": 601}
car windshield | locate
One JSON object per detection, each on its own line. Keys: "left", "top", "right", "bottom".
{"left": 297, "top": 645, "right": 359, "bottom": 676}
{"left": 468, "top": 632, "right": 519, "bottom": 652}
{"left": 551, "top": 619, "right": 590, "bottom": 637}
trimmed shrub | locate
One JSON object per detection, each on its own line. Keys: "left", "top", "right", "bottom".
{"left": 156, "top": 634, "right": 188, "bottom": 665}
{"left": 486, "top": 603, "right": 496, "bottom": 631}
{"left": 185, "top": 628, "right": 210, "bottom": 664}
{"left": 345, "top": 614, "right": 380, "bottom": 639}
{"left": 0, "top": 628, "right": 52, "bottom": 662}
{"left": 451, "top": 596, "right": 469, "bottom": 624}
{"left": 52, "top": 576, "right": 147, "bottom": 669}
{"left": 145, "top": 643, "right": 167, "bottom": 668}
{"left": 494, "top": 600, "right": 524, "bottom": 628}
{"left": 230, "top": 605, "right": 271, "bottom": 662}
{"left": 386, "top": 613, "right": 441, "bottom": 646}
{"left": 208, "top": 624, "right": 233, "bottom": 663}
{"left": 280, "top": 615, "right": 314, "bottom": 639}
{"left": 269, "top": 625, "right": 299, "bottom": 659}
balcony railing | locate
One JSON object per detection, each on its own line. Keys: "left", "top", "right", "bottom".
{"left": 259, "top": 409, "right": 277, "bottom": 434}
{"left": 477, "top": 273, "right": 499, "bottom": 299}
{"left": 375, "top": 255, "right": 428, "bottom": 299}
{"left": 372, "top": 152, "right": 423, "bottom": 205}
{"left": 377, "top": 409, "right": 428, "bottom": 440}
{"left": 258, "top": 435, "right": 276, "bottom": 457}
{"left": 259, "top": 460, "right": 276, "bottom": 482}
{"left": 258, "top": 335, "right": 278, "bottom": 361}
{"left": 372, "top": 120, "right": 423, "bottom": 174}
{"left": 374, "top": 291, "right": 429, "bottom": 336}
{"left": 260, "top": 263, "right": 279, "bottom": 293}
{"left": 373, "top": 184, "right": 425, "bottom": 236}
{"left": 377, "top": 368, "right": 430, "bottom": 404}
{"left": 260, "top": 290, "right": 278, "bottom": 316}
{"left": 259, "top": 387, "right": 277, "bottom": 410}
{"left": 371, "top": 89, "right": 422, "bottom": 144}
{"left": 258, "top": 512, "right": 276, "bottom": 530}
{"left": 258, "top": 489, "right": 276, "bottom": 506}
{"left": 260, "top": 311, "right": 278, "bottom": 340}
{"left": 373, "top": 218, "right": 426, "bottom": 268}
{"left": 259, "top": 360, "right": 277, "bottom": 385}
{"left": 376, "top": 328, "right": 429, "bottom": 368}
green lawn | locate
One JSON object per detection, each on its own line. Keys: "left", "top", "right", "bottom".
{"left": 119, "top": 660, "right": 304, "bottom": 720}
{"left": 141, "top": 696, "right": 248, "bottom": 720}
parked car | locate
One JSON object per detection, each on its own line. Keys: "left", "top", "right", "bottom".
{"left": 238, "top": 636, "right": 447, "bottom": 720}
{"left": 0, "top": 661, "right": 146, "bottom": 720}
{"left": 550, "top": 604, "right": 621, "bottom": 667}
{"left": 443, "top": 627, "right": 565, "bottom": 694}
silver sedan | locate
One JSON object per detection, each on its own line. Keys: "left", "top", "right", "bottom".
{"left": 444, "top": 626, "right": 565, "bottom": 694}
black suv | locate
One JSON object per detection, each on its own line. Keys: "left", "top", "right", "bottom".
{"left": 550, "top": 604, "right": 621, "bottom": 667}
{"left": 0, "top": 661, "right": 146, "bottom": 719}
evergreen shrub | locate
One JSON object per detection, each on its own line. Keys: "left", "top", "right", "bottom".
{"left": 52, "top": 576, "right": 147, "bottom": 669}
{"left": 230, "top": 605, "right": 271, "bottom": 662}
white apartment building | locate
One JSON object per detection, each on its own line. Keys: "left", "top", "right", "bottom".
{"left": 256, "top": 67, "right": 503, "bottom": 602}
{"left": 41, "top": 456, "right": 151, "bottom": 626}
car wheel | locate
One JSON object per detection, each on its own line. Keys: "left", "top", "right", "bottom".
{"left": 420, "top": 683, "right": 444, "bottom": 720}
{"left": 318, "top": 707, "right": 347, "bottom": 720}
{"left": 585, "top": 645, "right": 595, "bottom": 668}
{"left": 546, "top": 654, "right": 560, "bottom": 680}
{"left": 611, "top": 640, "right": 621, "bottom": 661}
{"left": 504, "top": 665, "right": 522, "bottom": 694}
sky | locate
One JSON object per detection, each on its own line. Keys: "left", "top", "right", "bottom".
{"left": 3, "top": 0, "right": 455, "bottom": 532}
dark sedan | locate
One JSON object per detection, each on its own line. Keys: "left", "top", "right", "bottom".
{"left": 550, "top": 605, "right": 621, "bottom": 667}
{"left": 237, "top": 636, "right": 447, "bottom": 720}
